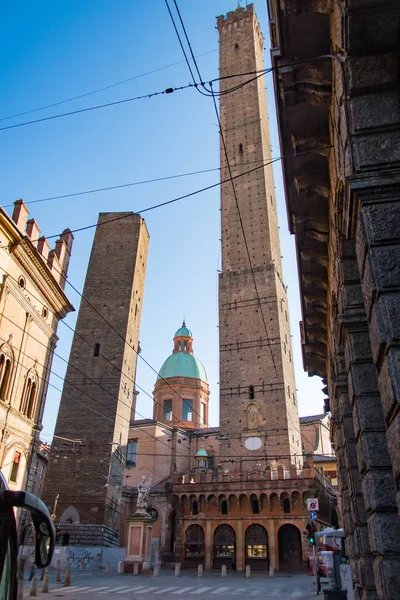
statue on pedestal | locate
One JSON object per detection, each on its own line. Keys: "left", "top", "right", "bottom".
{"left": 136, "top": 476, "right": 151, "bottom": 512}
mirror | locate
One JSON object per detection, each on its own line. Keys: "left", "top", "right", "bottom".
{"left": 35, "top": 522, "right": 52, "bottom": 567}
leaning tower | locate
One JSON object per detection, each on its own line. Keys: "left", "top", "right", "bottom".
{"left": 217, "top": 5, "right": 301, "bottom": 468}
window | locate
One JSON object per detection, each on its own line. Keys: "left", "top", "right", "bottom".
{"left": 221, "top": 500, "right": 228, "bottom": 515}
{"left": 9, "top": 451, "right": 21, "bottom": 483}
{"left": 0, "top": 349, "right": 13, "bottom": 401}
{"left": 182, "top": 399, "right": 193, "bottom": 422}
{"left": 249, "top": 385, "right": 255, "bottom": 400}
{"left": 192, "top": 500, "right": 199, "bottom": 515}
{"left": 200, "top": 403, "right": 206, "bottom": 425}
{"left": 93, "top": 343, "right": 100, "bottom": 357}
{"left": 239, "top": 143, "right": 243, "bottom": 153}
{"left": 126, "top": 440, "right": 137, "bottom": 466}
{"left": 251, "top": 499, "right": 260, "bottom": 514}
{"left": 283, "top": 498, "right": 291, "bottom": 514}
{"left": 18, "top": 276, "right": 25, "bottom": 289}
{"left": 234, "top": 43, "right": 239, "bottom": 51}
{"left": 164, "top": 400, "right": 173, "bottom": 421}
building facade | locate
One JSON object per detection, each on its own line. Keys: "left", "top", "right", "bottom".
{"left": 267, "top": 0, "right": 400, "bottom": 598}
{"left": 0, "top": 200, "right": 73, "bottom": 494}
{"left": 123, "top": 6, "right": 336, "bottom": 572}
{"left": 43, "top": 212, "right": 149, "bottom": 547}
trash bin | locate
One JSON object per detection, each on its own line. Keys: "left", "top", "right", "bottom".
{"left": 323, "top": 591, "right": 347, "bottom": 599}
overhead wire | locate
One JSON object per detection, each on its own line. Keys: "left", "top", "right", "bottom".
{"left": 0, "top": 50, "right": 217, "bottom": 123}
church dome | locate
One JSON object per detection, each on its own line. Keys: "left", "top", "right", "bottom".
{"left": 157, "top": 322, "right": 207, "bottom": 382}
{"left": 157, "top": 352, "right": 207, "bottom": 382}
{"left": 196, "top": 448, "right": 208, "bottom": 457}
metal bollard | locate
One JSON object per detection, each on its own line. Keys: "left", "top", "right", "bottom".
{"left": 153, "top": 564, "right": 159, "bottom": 577}
{"left": 175, "top": 563, "right": 181, "bottom": 577}
{"left": 133, "top": 562, "right": 139, "bottom": 576}
{"left": 269, "top": 565, "right": 275, "bottom": 577}
{"left": 41, "top": 572, "right": 49, "bottom": 593}
{"left": 198, "top": 564, "right": 203, "bottom": 577}
{"left": 117, "top": 561, "right": 124, "bottom": 575}
{"left": 79, "top": 560, "right": 85, "bottom": 571}
{"left": 246, "top": 565, "right": 251, "bottom": 578}
{"left": 64, "top": 569, "right": 71, "bottom": 587}
{"left": 105, "top": 562, "right": 110, "bottom": 574}
{"left": 29, "top": 576, "right": 38, "bottom": 597}
{"left": 222, "top": 564, "right": 227, "bottom": 578}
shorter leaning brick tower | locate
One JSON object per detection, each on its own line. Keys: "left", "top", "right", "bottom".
{"left": 43, "top": 212, "right": 149, "bottom": 546}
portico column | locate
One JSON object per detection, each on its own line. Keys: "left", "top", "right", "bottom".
{"left": 268, "top": 519, "right": 276, "bottom": 571}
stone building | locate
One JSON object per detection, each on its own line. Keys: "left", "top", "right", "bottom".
{"left": 30, "top": 440, "right": 50, "bottom": 498}
{"left": 267, "top": 0, "right": 400, "bottom": 597}
{"left": 0, "top": 200, "right": 73, "bottom": 494}
{"left": 122, "top": 5, "right": 337, "bottom": 573}
{"left": 43, "top": 212, "right": 149, "bottom": 547}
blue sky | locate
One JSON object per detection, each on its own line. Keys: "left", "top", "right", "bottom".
{"left": 0, "top": 0, "right": 324, "bottom": 440}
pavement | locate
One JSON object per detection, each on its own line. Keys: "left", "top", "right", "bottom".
{"left": 20, "top": 569, "right": 326, "bottom": 599}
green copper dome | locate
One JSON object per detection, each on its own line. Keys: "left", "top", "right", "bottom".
{"left": 157, "top": 352, "right": 207, "bottom": 382}
{"left": 196, "top": 448, "right": 208, "bottom": 457}
{"left": 174, "top": 322, "right": 193, "bottom": 338}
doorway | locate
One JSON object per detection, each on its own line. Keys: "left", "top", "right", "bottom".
{"left": 278, "top": 524, "right": 302, "bottom": 571}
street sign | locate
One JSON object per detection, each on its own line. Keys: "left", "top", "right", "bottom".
{"left": 307, "top": 498, "right": 319, "bottom": 511}
{"left": 310, "top": 511, "right": 318, "bottom": 520}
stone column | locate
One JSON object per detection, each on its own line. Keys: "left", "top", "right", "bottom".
{"left": 268, "top": 519, "right": 276, "bottom": 571}
{"left": 205, "top": 519, "right": 212, "bottom": 571}
{"left": 236, "top": 520, "right": 243, "bottom": 573}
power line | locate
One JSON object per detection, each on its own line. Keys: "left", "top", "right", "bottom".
{"left": 0, "top": 50, "right": 217, "bottom": 123}
{"left": 1, "top": 145, "right": 332, "bottom": 249}
{"left": 0, "top": 83, "right": 193, "bottom": 133}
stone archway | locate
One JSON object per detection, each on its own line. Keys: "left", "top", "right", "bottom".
{"left": 184, "top": 524, "right": 204, "bottom": 569}
{"left": 213, "top": 524, "right": 236, "bottom": 570}
{"left": 245, "top": 524, "right": 269, "bottom": 570}
{"left": 278, "top": 524, "right": 302, "bottom": 572}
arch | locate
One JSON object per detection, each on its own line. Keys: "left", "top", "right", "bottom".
{"left": 0, "top": 344, "right": 14, "bottom": 401}
{"left": 20, "top": 369, "right": 38, "bottom": 419}
{"left": 269, "top": 493, "right": 279, "bottom": 512}
{"left": 250, "top": 493, "right": 260, "bottom": 514}
{"left": 283, "top": 498, "right": 291, "bottom": 514}
{"left": 239, "top": 493, "right": 248, "bottom": 512}
{"left": 198, "top": 494, "right": 206, "bottom": 513}
{"left": 278, "top": 524, "right": 302, "bottom": 572}
{"left": 59, "top": 506, "right": 80, "bottom": 524}
{"left": 213, "top": 524, "right": 236, "bottom": 570}
{"left": 167, "top": 509, "right": 176, "bottom": 555}
{"left": 291, "top": 491, "right": 301, "bottom": 512}
{"left": 246, "top": 402, "right": 259, "bottom": 429}
{"left": 184, "top": 524, "right": 204, "bottom": 569}
{"left": 192, "top": 500, "right": 199, "bottom": 516}
{"left": 245, "top": 524, "right": 269, "bottom": 570}
{"left": 260, "top": 493, "right": 268, "bottom": 513}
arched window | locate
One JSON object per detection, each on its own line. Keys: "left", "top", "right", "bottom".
{"left": 21, "top": 370, "right": 38, "bottom": 419}
{"left": 0, "top": 345, "right": 14, "bottom": 401}
{"left": 192, "top": 500, "right": 199, "bottom": 515}
{"left": 251, "top": 499, "right": 260, "bottom": 514}
{"left": 93, "top": 343, "right": 100, "bottom": 357}
{"left": 283, "top": 498, "right": 291, "bottom": 514}
{"left": 221, "top": 500, "right": 228, "bottom": 515}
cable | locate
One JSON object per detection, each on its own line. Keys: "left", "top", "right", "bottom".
{"left": 0, "top": 50, "right": 217, "bottom": 123}
{"left": 2, "top": 166, "right": 219, "bottom": 208}
{"left": 0, "top": 83, "right": 193, "bottom": 133}
{"left": 1, "top": 145, "right": 332, "bottom": 248}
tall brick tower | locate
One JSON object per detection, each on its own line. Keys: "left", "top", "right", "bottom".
{"left": 43, "top": 213, "right": 149, "bottom": 545}
{"left": 217, "top": 6, "right": 301, "bottom": 468}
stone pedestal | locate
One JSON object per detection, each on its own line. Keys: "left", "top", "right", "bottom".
{"left": 124, "top": 511, "right": 155, "bottom": 573}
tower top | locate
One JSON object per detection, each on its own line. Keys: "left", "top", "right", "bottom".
{"left": 217, "top": 4, "right": 255, "bottom": 30}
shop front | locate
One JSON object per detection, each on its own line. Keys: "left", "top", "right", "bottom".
{"left": 213, "top": 524, "right": 236, "bottom": 570}
{"left": 245, "top": 524, "right": 269, "bottom": 571}
{"left": 184, "top": 524, "right": 204, "bottom": 569}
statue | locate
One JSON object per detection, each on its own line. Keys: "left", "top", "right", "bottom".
{"left": 137, "top": 476, "right": 151, "bottom": 511}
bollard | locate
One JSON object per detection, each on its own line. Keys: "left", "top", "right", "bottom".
{"left": 105, "top": 562, "right": 110, "bottom": 574}
{"left": 269, "top": 565, "right": 275, "bottom": 578}
{"left": 17, "top": 556, "right": 26, "bottom": 600}
{"left": 198, "top": 564, "right": 203, "bottom": 577}
{"left": 79, "top": 560, "right": 84, "bottom": 572}
{"left": 56, "top": 560, "right": 62, "bottom": 582}
{"left": 64, "top": 569, "right": 71, "bottom": 587}
{"left": 40, "top": 569, "right": 45, "bottom": 581}
{"left": 41, "top": 572, "right": 49, "bottom": 593}
{"left": 221, "top": 565, "right": 227, "bottom": 578}
{"left": 175, "top": 563, "right": 181, "bottom": 577}
{"left": 133, "top": 562, "right": 139, "bottom": 576}
{"left": 117, "top": 561, "right": 124, "bottom": 575}
{"left": 153, "top": 564, "right": 159, "bottom": 577}
{"left": 246, "top": 565, "right": 251, "bottom": 578}
{"left": 29, "top": 576, "right": 38, "bottom": 597}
